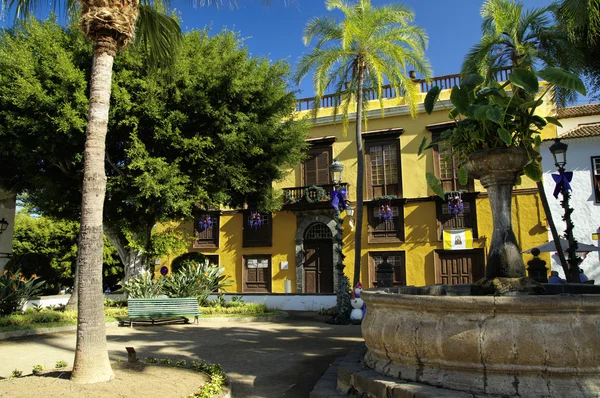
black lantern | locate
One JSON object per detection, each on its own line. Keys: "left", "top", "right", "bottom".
{"left": 0, "top": 218, "right": 8, "bottom": 234}
{"left": 549, "top": 139, "right": 568, "bottom": 170}
{"left": 329, "top": 158, "right": 344, "bottom": 185}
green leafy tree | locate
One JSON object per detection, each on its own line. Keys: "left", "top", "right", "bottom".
{"left": 6, "top": 210, "right": 123, "bottom": 295}
{"left": 462, "top": 0, "right": 579, "bottom": 106}
{"left": 0, "top": 19, "right": 307, "bottom": 281}
{"left": 0, "top": 18, "right": 307, "bottom": 382}
{"left": 294, "top": 0, "right": 431, "bottom": 285}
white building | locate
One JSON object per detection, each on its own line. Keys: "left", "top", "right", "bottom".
{"left": 541, "top": 104, "right": 600, "bottom": 281}
{"left": 0, "top": 189, "right": 16, "bottom": 272}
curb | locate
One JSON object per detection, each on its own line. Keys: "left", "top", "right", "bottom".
{"left": 0, "top": 322, "right": 120, "bottom": 340}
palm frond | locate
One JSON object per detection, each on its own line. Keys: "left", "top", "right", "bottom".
{"left": 134, "top": 5, "right": 182, "bottom": 69}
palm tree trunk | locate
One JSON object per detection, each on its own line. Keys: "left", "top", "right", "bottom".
{"left": 71, "top": 36, "right": 116, "bottom": 384}
{"left": 65, "top": 233, "right": 81, "bottom": 312}
{"left": 353, "top": 67, "right": 365, "bottom": 286}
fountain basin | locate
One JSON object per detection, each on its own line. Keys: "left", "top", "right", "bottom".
{"left": 361, "top": 287, "right": 600, "bottom": 397}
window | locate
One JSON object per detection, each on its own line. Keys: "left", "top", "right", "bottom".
{"left": 367, "top": 199, "right": 405, "bottom": 242}
{"left": 204, "top": 255, "right": 219, "bottom": 266}
{"left": 365, "top": 140, "right": 402, "bottom": 199}
{"left": 243, "top": 211, "right": 273, "bottom": 247}
{"left": 436, "top": 194, "right": 478, "bottom": 240}
{"left": 592, "top": 156, "right": 600, "bottom": 203}
{"left": 368, "top": 252, "right": 406, "bottom": 288}
{"left": 303, "top": 146, "right": 331, "bottom": 186}
{"left": 243, "top": 255, "right": 271, "bottom": 292}
{"left": 432, "top": 132, "right": 474, "bottom": 192}
{"left": 193, "top": 212, "right": 220, "bottom": 248}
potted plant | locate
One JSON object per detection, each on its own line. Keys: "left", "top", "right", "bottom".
{"left": 418, "top": 67, "right": 586, "bottom": 284}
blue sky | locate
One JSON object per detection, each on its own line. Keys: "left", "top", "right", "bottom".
{"left": 173, "top": 0, "right": 552, "bottom": 97}
{"left": 1, "top": 0, "right": 562, "bottom": 99}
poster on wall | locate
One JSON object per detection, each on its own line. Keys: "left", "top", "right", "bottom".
{"left": 443, "top": 229, "right": 473, "bottom": 250}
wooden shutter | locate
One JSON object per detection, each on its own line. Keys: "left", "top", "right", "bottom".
{"left": 243, "top": 256, "right": 272, "bottom": 292}
{"left": 435, "top": 250, "right": 484, "bottom": 285}
{"left": 304, "top": 147, "right": 331, "bottom": 186}
{"left": 366, "top": 140, "right": 401, "bottom": 199}
{"left": 368, "top": 252, "right": 406, "bottom": 288}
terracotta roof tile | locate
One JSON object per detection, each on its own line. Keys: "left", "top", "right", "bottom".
{"left": 559, "top": 123, "right": 600, "bottom": 139}
{"left": 556, "top": 104, "right": 600, "bottom": 119}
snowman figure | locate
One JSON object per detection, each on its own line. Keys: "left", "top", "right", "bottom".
{"left": 350, "top": 282, "right": 366, "bottom": 321}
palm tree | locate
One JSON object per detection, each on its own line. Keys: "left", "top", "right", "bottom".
{"left": 462, "top": 0, "right": 578, "bottom": 106}
{"left": 2, "top": 0, "right": 266, "bottom": 384}
{"left": 294, "top": 0, "right": 431, "bottom": 286}
{"left": 554, "top": 0, "right": 600, "bottom": 100}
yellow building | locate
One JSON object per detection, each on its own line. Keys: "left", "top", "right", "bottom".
{"left": 165, "top": 70, "right": 552, "bottom": 294}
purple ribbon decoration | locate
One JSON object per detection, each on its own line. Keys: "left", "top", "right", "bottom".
{"left": 552, "top": 172, "right": 573, "bottom": 198}
{"left": 378, "top": 203, "right": 393, "bottom": 221}
{"left": 249, "top": 212, "right": 263, "bottom": 230}
{"left": 330, "top": 188, "right": 347, "bottom": 211}
{"left": 198, "top": 216, "right": 212, "bottom": 231}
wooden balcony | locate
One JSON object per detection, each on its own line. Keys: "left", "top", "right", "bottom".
{"left": 295, "top": 67, "right": 512, "bottom": 112}
{"left": 283, "top": 183, "right": 350, "bottom": 209}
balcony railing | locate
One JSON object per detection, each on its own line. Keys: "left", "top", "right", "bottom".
{"left": 283, "top": 183, "right": 349, "bottom": 206}
{"left": 295, "top": 67, "right": 513, "bottom": 112}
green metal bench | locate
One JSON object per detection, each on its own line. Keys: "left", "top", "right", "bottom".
{"left": 126, "top": 298, "right": 201, "bottom": 327}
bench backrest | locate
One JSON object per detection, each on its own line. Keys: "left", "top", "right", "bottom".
{"left": 128, "top": 298, "right": 200, "bottom": 317}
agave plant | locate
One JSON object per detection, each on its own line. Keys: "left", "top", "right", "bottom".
{"left": 162, "top": 262, "right": 232, "bottom": 305}
{"left": 120, "top": 270, "right": 163, "bottom": 298}
{"left": 0, "top": 270, "right": 45, "bottom": 315}
{"left": 418, "top": 67, "right": 586, "bottom": 197}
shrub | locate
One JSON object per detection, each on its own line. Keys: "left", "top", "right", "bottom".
{"left": 55, "top": 360, "right": 68, "bottom": 369}
{"left": 0, "top": 270, "right": 45, "bottom": 315}
{"left": 145, "top": 357, "right": 158, "bottom": 364}
{"left": 32, "top": 364, "right": 43, "bottom": 375}
{"left": 11, "top": 369, "right": 22, "bottom": 378}
{"left": 159, "top": 358, "right": 172, "bottom": 366}
{"left": 162, "top": 263, "right": 232, "bottom": 305}
{"left": 104, "top": 298, "right": 128, "bottom": 308}
{"left": 171, "top": 252, "right": 208, "bottom": 274}
{"left": 121, "top": 271, "right": 164, "bottom": 298}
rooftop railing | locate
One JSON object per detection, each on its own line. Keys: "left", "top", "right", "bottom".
{"left": 295, "top": 67, "right": 512, "bottom": 112}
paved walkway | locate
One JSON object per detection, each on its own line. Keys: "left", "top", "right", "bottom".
{"left": 0, "top": 313, "right": 363, "bottom": 398}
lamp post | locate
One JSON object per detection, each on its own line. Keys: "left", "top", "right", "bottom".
{"left": 549, "top": 139, "right": 581, "bottom": 283}
{"left": 330, "top": 159, "right": 347, "bottom": 291}
{"left": 0, "top": 218, "right": 8, "bottom": 234}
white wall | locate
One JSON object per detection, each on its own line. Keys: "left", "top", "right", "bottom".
{"left": 0, "top": 190, "right": 16, "bottom": 272}
{"left": 207, "top": 294, "right": 336, "bottom": 311}
{"left": 541, "top": 136, "right": 600, "bottom": 281}
{"left": 557, "top": 115, "right": 599, "bottom": 136}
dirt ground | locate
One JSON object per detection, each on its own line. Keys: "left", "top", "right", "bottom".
{"left": 0, "top": 362, "right": 210, "bottom": 398}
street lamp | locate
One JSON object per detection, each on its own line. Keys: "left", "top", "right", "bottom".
{"left": 548, "top": 139, "right": 580, "bottom": 282}
{"left": 0, "top": 218, "right": 8, "bottom": 234}
{"left": 329, "top": 158, "right": 344, "bottom": 186}
{"left": 549, "top": 139, "right": 568, "bottom": 170}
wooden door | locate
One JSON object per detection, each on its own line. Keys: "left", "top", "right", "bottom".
{"left": 304, "top": 240, "right": 334, "bottom": 293}
{"left": 435, "top": 250, "right": 484, "bottom": 285}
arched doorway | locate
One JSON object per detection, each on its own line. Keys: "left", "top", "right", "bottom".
{"left": 303, "top": 222, "right": 334, "bottom": 293}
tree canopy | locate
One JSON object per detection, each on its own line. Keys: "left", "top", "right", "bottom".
{"left": 0, "top": 17, "right": 309, "bottom": 276}
{"left": 6, "top": 209, "right": 123, "bottom": 294}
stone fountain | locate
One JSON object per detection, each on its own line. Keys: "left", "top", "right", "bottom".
{"left": 356, "top": 148, "right": 600, "bottom": 397}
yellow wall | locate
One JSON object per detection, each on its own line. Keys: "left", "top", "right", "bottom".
{"left": 161, "top": 211, "right": 298, "bottom": 293}
{"left": 164, "top": 85, "right": 554, "bottom": 293}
